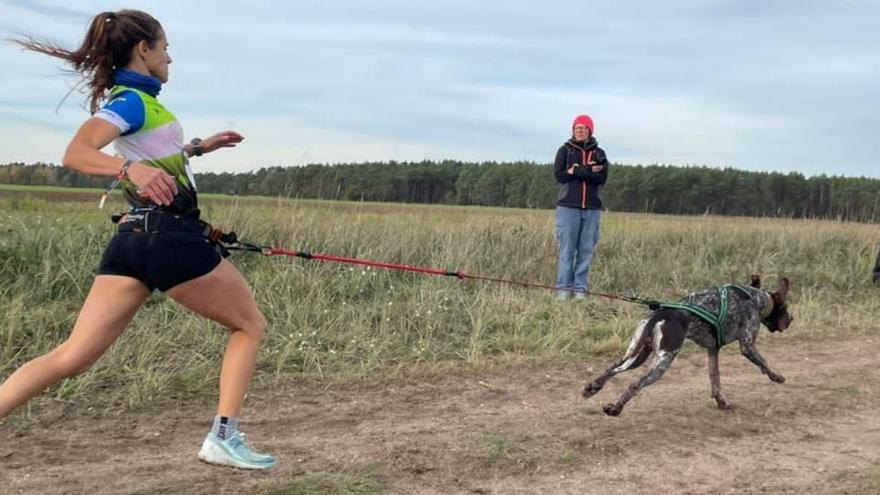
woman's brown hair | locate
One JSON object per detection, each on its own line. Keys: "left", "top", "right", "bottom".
{"left": 13, "top": 10, "right": 163, "bottom": 114}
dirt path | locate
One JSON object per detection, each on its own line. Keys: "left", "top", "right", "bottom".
{"left": 2, "top": 334, "right": 879, "bottom": 494}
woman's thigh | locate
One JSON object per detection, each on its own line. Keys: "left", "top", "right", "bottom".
{"left": 60, "top": 275, "right": 151, "bottom": 363}
{"left": 165, "top": 259, "right": 266, "bottom": 331}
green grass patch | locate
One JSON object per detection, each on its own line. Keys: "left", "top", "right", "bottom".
{"left": 868, "top": 464, "right": 880, "bottom": 490}
{"left": 254, "top": 465, "right": 383, "bottom": 495}
{"left": 477, "top": 432, "right": 535, "bottom": 465}
{"left": 557, "top": 447, "right": 580, "bottom": 464}
{"left": 826, "top": 463, "right": 880, "bottom": 493}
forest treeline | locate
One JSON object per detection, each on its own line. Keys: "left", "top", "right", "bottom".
{"left": 2, "top": 161, "right": 879, "bottom": 221}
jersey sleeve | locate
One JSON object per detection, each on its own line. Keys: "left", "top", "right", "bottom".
{"left": 94, "top": 90, "right": 145, "bottom": 136}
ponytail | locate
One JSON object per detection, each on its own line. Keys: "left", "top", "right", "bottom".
{"left": 12, "top": 10, "right": 163, "bottom": 114}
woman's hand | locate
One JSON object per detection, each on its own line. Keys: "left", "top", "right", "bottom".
{"left": 201, "top": 131, "right": 244, "bottom": 154}
{"left": 127, "top": 162, "right": 178, "bottom": 206}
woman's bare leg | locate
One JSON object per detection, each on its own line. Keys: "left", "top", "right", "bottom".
{"left": 0, "top": 275, "right": 149, "bottom": 419}
{"left": 166, "top": 259, "right": 267, "bottom": 418}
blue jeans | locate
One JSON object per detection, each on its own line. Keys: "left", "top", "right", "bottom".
{"left": 555, "top": 207, "right": 601, "bottom": 294}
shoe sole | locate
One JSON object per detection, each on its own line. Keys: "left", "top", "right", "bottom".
{"left": 198, "top": 438, "right": 276, "bottom": 470}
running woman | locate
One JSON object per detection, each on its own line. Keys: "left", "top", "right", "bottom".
{"left": 0, "top": 10, "right": 275, "bottom": 470}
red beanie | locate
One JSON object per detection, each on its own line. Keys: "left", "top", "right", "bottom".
{"left": 572, "top": 114, "right": 594, "bottom": 134}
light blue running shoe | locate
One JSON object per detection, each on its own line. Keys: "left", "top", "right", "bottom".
{"left": 197, "top": 431, "right": 276, "bottom": 470}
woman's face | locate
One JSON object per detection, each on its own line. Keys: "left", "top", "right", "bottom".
{"left": 141, "top": 31, "right": 172, "bottom": 83}
{"left": 573, "top": 124, "right": 591, "bottom": 141}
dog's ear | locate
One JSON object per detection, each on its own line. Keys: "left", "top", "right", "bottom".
{"left": 750, "top": 274, "right": 761, "bottom": 288}
{"left": 777, "top": 277, "right": 790, "bottom": 298}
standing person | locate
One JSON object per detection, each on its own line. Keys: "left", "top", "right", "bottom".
{"left": 553, "top": 114, "right": 609, "bottom": 300}
{"left": 1, "top": 10, "right": 275, "bottom": 470}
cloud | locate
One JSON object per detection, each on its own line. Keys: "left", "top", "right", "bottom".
{"left": 0, "top": 0, "right": 877, "bottom": 177}
{"left": 3, "top": 0, "right": 91, "bottom": 23}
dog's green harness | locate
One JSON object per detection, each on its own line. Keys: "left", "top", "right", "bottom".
{"left": 658, "top": 284, "right": 759, "bottom": 348}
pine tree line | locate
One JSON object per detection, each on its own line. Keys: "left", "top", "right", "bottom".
{"left": 3, "top": 161, "right": 879, "bottom": 222}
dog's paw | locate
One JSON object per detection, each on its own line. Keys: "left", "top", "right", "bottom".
{"left": 714, "top": 398, "right": 733, "bottom": 410}
{"left": 602, "top": 403, "right": 622, "bottom": 417}
{"left": 769, "top": 372, "right": 785, "bottom": 384}
{"left": 582, "top": 382, "right": 603, "bottom": 399}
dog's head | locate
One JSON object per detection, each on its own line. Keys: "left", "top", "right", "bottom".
{"left": 750, "top": 275, "right": 793, "bottom": 332}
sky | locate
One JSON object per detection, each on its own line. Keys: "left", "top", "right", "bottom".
{"left": 0, "top": 0, "right": 877, "bottom": 177}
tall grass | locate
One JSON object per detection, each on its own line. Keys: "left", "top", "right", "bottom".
{"left": 1, "top": 193, "right": 879, "bottom": 416}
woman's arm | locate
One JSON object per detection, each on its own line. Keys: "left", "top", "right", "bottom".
{"left": 183, "top": 130, "right": 244, "bottom": 158}
{"left": 574, "top": 148, "right": 608, "bottom": 185}
{"left": 62, "top": 117, "right": 178, "bottom": 205}
{"left": 554, "top": 146, "right": 576, "bottom": 184}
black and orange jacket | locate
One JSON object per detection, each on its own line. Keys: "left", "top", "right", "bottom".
{"left": 553, "top": 137, "right": 609, "bottom": 209}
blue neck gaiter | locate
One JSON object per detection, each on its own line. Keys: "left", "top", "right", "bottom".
{"left": 112, "top": 68, "right": 162, "bottom": 97}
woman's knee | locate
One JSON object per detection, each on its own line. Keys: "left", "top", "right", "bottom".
{"left": 235, "top": 312, "right": 268, "bottom": 341}
{"left": 253, "top": 313, "right": 268, "bottom": 339}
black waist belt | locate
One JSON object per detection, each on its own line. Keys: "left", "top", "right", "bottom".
{"left": 113, "top": 209, "right": 236, "bottom": 257}
{"left": 115, "top": 210, "right": 205, "bottom": 235}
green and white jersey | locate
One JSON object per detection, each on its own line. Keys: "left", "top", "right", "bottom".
{"left": 96, "top": 85, "right": 198, "bottom": 210}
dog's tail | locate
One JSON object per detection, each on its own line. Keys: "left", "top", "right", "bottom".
{"left": 612, "top": 311, "right": 668, "bottom": 374}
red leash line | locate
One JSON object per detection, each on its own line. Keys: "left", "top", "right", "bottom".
{"left": 266, "top": 248, "right": 460, "bottom": 277}
{"left": 262, "top": 247, "right": 651, "bottom": 305}
{"left": 463, "top": 272, "right": 635, "bottom": 302}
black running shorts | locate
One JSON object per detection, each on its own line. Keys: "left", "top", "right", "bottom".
{"left": 97, "top": 231, "right": 222, "bottom": 292}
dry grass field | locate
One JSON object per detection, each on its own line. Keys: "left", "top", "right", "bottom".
{"left": 1, "top": 187, "right": 879, "bottom": 494}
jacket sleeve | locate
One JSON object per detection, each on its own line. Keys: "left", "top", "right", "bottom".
{"left": 574, "top": 148, "right": 609, "bottom": 185}
{"left": 554, "top": 145, "right": 576, "bottom": 184}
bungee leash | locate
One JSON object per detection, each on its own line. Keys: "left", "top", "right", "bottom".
{"left": 222, "top": 231, "right": 765, "bottom": 348}
{"left": 219, "top": 233, "right": 663, "bottom": 309}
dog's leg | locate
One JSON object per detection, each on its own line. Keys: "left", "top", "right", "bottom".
{"left": 707, "top": 347, "right": 731, "bottom": 409}
{"left": 603, "top": 319, "right": 686, "bottom": 416}
{"left": 583, "top": 319, "right": 654, "bottom": 399}
{"left": 739, "top": 341, "right": 785, "bottom": 383}
{"left": 603, "top": 349, "right": 679, "bottom": 416}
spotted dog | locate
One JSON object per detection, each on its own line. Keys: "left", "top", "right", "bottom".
{"left": 582, "top": 275, "right": 793, "bottom": 416}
